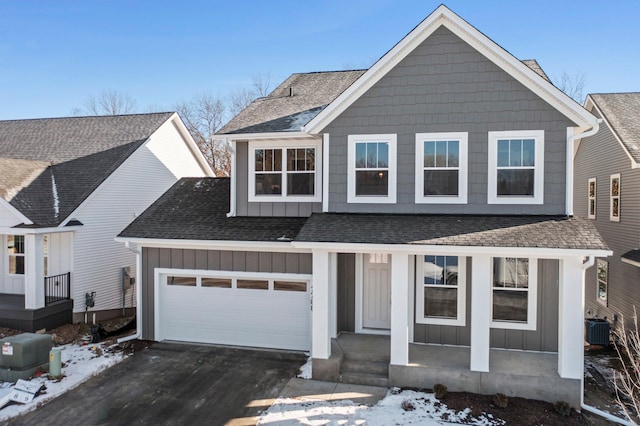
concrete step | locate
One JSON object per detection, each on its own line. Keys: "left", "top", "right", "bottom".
{"left": 341, "top": 351, "right": 390, "bottom": 363}
{"left": 339, "top": 371, "right": 389, "bottom": 388}
{"left": 340, "top": 359, "right": 388, "bottom": 376}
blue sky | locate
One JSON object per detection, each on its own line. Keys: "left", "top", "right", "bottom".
{"left": 1, "top": 0, "right": 638, "bottom": 120}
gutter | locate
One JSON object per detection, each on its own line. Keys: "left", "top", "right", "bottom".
{"left": 566, "top": 120, "right": 602, "bottom": 216}
{"left": 226, "top": 139, "right": 236, "bottom": 218}
{"left": 117, "top": 240, "right": 143, "bottom": 343}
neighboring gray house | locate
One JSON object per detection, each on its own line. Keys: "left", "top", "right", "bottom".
{"left": 0, "top": 113, "right": 212, "bottom": 331}
{"left": 574, "top": 93, "right": 640, "bottom": 331}
{"left": 118, "top": 5, "right": 609, "bottom": 406}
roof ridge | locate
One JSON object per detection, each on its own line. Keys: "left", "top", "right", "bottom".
{"left": 0, "top": 111, "right": 175, "bottom": 123}
{"left": 590, "top": 92, "right": 640, "bottom": 96}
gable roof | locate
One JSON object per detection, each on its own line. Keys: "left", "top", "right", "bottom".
{"left": 303, "top": 5, "right": 597, "bottom": 133}
{"left": 586, "top": 93, "right": 640, "bottom": 165}
{"left": 118, "top": 177, "right": 307, "bottom": 241}
{"left": 0, "top": 112, "right": 175, "bottom": 227}
{"left": 217, "top": 70, "right": 365, "bottom": 135}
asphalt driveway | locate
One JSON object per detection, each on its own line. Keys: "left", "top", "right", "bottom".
{"left": 6, "top": 342, "right": 307, "bottom": 425}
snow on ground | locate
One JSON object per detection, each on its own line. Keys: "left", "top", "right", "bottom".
{"left": 0, "top": 342, "right": 126, "bottom": 422}
{"left": 258, "top": 388, "right": 505, "bottom": 425}
{"left": 296, "top": 356, "right": 312, "bottom": 380}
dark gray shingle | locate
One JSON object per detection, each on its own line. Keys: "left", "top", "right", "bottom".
{"left": 590, "top": 93, "right": 640, "bottom": 163}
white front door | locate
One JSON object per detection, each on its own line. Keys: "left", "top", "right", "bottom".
{"left": 362, "top": 253, "right": 391, "bottom": 330}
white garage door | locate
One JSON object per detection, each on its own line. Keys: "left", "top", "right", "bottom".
{"left": 157, "top": 270, "right": 311, "bottom": 351}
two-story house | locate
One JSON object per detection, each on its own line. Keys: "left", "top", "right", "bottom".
{"left": 574, "top": 93, "right": 640, "bottom": 332}
{"left": 117, "top": 6, "right": 609, "bottom": 406}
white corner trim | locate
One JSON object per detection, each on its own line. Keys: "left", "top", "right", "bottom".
{"left": 415, "top": 255, "right": 466, "bottom": 326}
{"left": 415, "top": 132, "right": 468, "bottom": 204}
{"left": 347, "top": 134, "right": 397, "bottom": 204}
{"left": 303, "top": 5, "right": 597, "bottom": 135}
{"left": 487, "top": 130, "right": 544, "bottom": 205}
{"left": 490, "top": 257, "right": 538, "bottom": 331}
{"left": 322, "top": 133, "right": 330, "bottom": 212}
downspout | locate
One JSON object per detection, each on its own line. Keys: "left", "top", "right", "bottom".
{"left": 579, "top": 255, "right": 630, "bottom": 425}
{"left": 118, "top": 240, "right": 142, "bottom": 343}
{"left": 226, "top": 138, "right": 236, "bottom": 218}
{"left": 566, "top": 120, "right": 602, "bottom": 215}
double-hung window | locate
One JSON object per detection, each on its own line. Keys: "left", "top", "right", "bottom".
{"left": 416, "top": 255, "right": 466, "bottom": 326}
{"left": 488, "top": 130, "right": 544, "bottom": 204}
{"left": 491, "top": 257, "right": 537, "bottom": 330}
{"left": 588, "top": 178, "right": 596, "bottom": 219}
{"left": 610, "top": 174, "right": 620, "bottom": 222}
{"left": 347, "top": 134, "right": 397, "bottom": 203}
{"left": 248, "top": 140, "right": 322, "bottom": 202}
{"left": 415, "top": 132, "right": 468, "bottom": 203}
{"left": 7, "top": 235, "right": 25, "bottom": 275}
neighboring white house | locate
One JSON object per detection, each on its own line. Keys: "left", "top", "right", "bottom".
{"left": 0, "top": 112, "right": 212, "bottom": 330}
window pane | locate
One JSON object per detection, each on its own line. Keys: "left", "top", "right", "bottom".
{"left": 509, "top": 139, "right": 522, "bottom": 167}
{"left": 589, "top": 181, "right": 595, "bottom": 197}
{"left": 424, "top": 170, "right": 458, "bottom": 196}
{"left": 435, "top": 141, "right": 447, "bottom": 167}
{"left": 448, "top": 141, "right": 459, "bottom": 167}
{"left": 424, "top": 256, "right": 458, "bottom": 285}
{"left": 265, "top": 149, "right": 273, "bottom": 171}
{"left": 522, "top": 139, "right": 535, "bottom": 166}
{"left": 497, "top": 140, "right": 510, "bottom": 167}
{"left": 497, "top": 169, "right": 534, "bottom": 196}
{"left": 9, "top": 256, "right": 24, "bottom": 275}
{"left": 287, "top": 149, "right": 296, "bottom": 171}
{"left": 8, "top": 235, "right": 25, "bottom": 254}
{"left": 355, "top": 143, "right": 366, "bottom": 168}
{"left": 589, "top": 199, "right": 596, "bottom": 215}
{"left": 167, "top": 276, "right": 196, "bottom": 286}
{"left": 287, "top": 173, "right": 314, "bottom": 195}
{"left": 612, "top": 178, "right": 620, "bottom": 196}
{"left": 423, "top": 141, "right": 435, "bottom": 167}
{"left": 598, "top": 281, "right": 607, "bottom": 301}
{"left": 356, "top": 171, "right": 388, "bottom": 196}
{"left": 274, "top": 281, "right": 307, "bottom": 292}
{"left": 493, "top": 290, "right": 528, "bottom": 322}
{"left": 424, "top": 256, "right": 441, "bottom": 285}
{"left": 255, "top": 149, "right": 264, "bottom": 171}
{"left": 377, "top": 143, "right": 388, "bottom": 168}
{"left": 493, "top": 257, "right": 528, "bottom": 288}
{"left": 201, "top": 278, "right": 231, "bottom": 288}
{"left": 273, "top": 149, "right": 282, "bottom": 171}
{"left": 366, "top": 142, "right": 378, "bottom": 168}
{"left": 296, "top": 148, "right": 306, "bottom": 171}
{"left": 305, "top": 148, "right": 315, "bottom": 171}
{"left": 612, "top": 198, "right": 620, "bottom": 217}
{"left": 237, "top": 279, "right": 268, "bottom": 290}
{"left": 255, "top": 174, "right": 282, "bottom": 195}
{"left": 424, "top": 287, "right": 457, "bottom": 318}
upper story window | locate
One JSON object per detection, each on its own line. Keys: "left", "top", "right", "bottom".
{"left": 248, "top": 140, "right": 322, "bottom": 203}
{"left": 588, "top": 178, "right": 596, "bottom": 219}
{"left": 416, "top": 255, "right": 466, "bottom": 326}
{"left": 597, "top": 259, "right": 608, "bottom": 305}
{"left": 415, "top": 132, "right": 468, "bottom": 204}
{"left": 610, "top": 174, "right": 620, "bottom": 222}
{"left": 347, "top": 134, "right": 397, "bottom": 203}
{"left": 487, "top": 130, "right": 544, "bottom": 205}
{"left": 491, "top": 256, "right": 537, "bottom": 331}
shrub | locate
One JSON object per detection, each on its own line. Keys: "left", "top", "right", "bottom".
{"left": 492, "top": 393, "right": 509, "bottom": 408}
{"left": 554, "top": 401, "right": 571, "bottom": 417}
{"left": 433, "top": 383, "right": 448, "bottom": 399}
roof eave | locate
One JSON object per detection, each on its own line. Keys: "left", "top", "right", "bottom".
{"left": 215, "top": 131, "right": 315, "bottom": 141}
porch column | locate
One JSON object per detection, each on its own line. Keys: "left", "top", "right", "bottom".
{"left": 24, "top": 233, "right": 45, "bottom": 309}
{"left": 329, "top": 252, "right": 338, "bottom": 338}
{"left": 470, "top": 254, "right": 491, "bottom": 372}
{"left": 390, "top": 252, "right": 409, "bottom": 366}
{"left": 312, "top": 249, "right": 331, "bottom": 359}
{"left": 558, "top": 256, "right": 584, "bottom": 379}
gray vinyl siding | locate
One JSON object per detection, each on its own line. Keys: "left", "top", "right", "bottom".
{"left": 413, "top": 257, "right": 472, "bottom": 346}
{"left": 141, "top": 247, "right": 312, "bottom": 340}
{"left": 323, "top": 26, "right": 575, "bottom": 215}
{"left": 337, "top": 253, "right": 356, "bottom": 333}
{"left": 489, "top": 259, "right": 559, "bottom": 352}
{"left": 235, "top": 141, "right": 322, "bottom": 217}
{"left": 574, "top": 113, "right": 640, "bottom": 331}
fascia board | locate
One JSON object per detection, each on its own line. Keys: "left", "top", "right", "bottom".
{"left": 114, "top": 237, "right": 312, "bottom": 253}
{"left": 169, "top": 113, "right": 215, "bottom": 177}
{"left": 215, "top": 132, "right": 314, "bottom": 141}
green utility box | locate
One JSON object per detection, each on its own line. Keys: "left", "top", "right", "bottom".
{"left": 0, "top": 333, "right": 53, "bottom": 381}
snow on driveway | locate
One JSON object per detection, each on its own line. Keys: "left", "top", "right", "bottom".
{"left": 0, "top": 342, "right": 126, "bottom": 422}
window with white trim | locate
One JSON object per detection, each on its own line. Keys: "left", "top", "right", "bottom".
{"left": 488, "top": 130, "right": 544, "bottom": 204}
{"left": 164, "top": 271, "right": 309, "bottom": 293}
{"left": 597, "top": 259, "right": 608, "bottom": 305}
{"left": 347, "top": 134, "right": 397, "bottom": 203}
{"left": 610, "top": 174, "right": 620, "bottom": 222}
{"left": 491, "top": 257, "right": 537, "bottom": 330}
{"left": 588, "top": 178, "right": 596, "bottom": 219}
{"left": 248, "top": 140, "right": 322, "bottom": 202}
{"left": 7, "top": 235, "right": 25, "bottom": 275}
{"left": 415, "top": 132, "right": 468, "bottom": 204}
{"left": 416, "top": 255, "right": 466, "bottom": 326}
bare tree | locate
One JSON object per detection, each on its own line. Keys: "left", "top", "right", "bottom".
{"left": 555, "top": 71, "right": 587, "bottom": 104}
{"left": 174, "top": 93, "right": 230, "bottom": 176}
{"left": 613, "top": 308, "right": 640, "bottom": 423}
{"left": 228, "top": 72, "right": 274, "bottom": 117}
{"left": 77, "top": 89, "right": 139, "bottom": 115}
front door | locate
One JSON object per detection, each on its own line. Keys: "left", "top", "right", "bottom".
{"left": 362, "top": 253, "right": 391, "bottom": 330}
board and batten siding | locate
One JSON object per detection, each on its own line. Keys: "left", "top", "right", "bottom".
{"left": 235, "top": 141, "right": 322, "bottom": 217}
{"left": 323, "top": 26, "right": 575, "bottom": 215}
{"left": 141, "top": 247, "right": 313, "bottom": 340}
{"left": 574, "top": 111, "right": 640, "bottom": 330}
{"left": 0, "top": 234, "right": 24, "bottom": 294}
{"left": 72, "top": 119, "right": 208, "bottom": 313}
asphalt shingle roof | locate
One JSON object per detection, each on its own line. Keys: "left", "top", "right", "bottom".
{"left": 0, "top": 112, "right": 174, "bottom": 227}
{"left": 295, "top": 213, "right": 608, "bottom": 251}
{"left": 217, "top": 70, "right": 365, "bottom": 134}
{"left": 118, "top": 178, "right": 308, "bottom": 242}
{"left": 622, "top": 249, "right": 640, "bottom": 264}
{"left": 590, "top": 93, "right": 640, "bottom": 163}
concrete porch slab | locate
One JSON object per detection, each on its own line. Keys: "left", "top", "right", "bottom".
{"left": 279, "top": 378, "right": 387, "bottom": 406}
